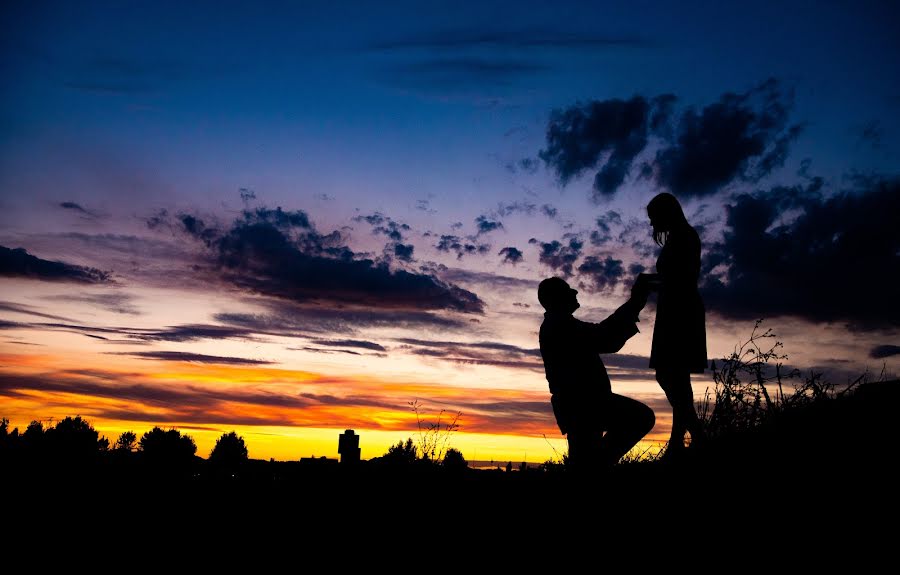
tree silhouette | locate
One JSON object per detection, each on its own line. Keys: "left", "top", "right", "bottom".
{"left": 209, "top": 431, "right": 248, "bottom": 473}
{"left": 442, "top": 447, "right": 467, "bottom": 471}
{"left": 114, "top": 431, "right": 137, "bottom": 452}
{"left": 45, "top": 416, "right": 108, "bottom": 458}
{"left": 22, "top": 420, "right": 44, "bottom": 451}
{"left": 382, "top": 437, "right": 417, "bottom": 465}
{"left": 139, "top": 427, "right": 197, "bottom": 474}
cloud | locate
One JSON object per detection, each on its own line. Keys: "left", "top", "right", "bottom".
{"left": 590, "top": 210, "right": 623, "bottom": 246}
{"left": 475, "top": 215, "right": 504, "bottom": 235}
{"left": 701, "top": 176, "right": 900, "bottom": 330}
{"left": 309, "top": 339, "right": 387, "bottom": 352}
{"left": 0, "top": 245, "right": 111, "bottom": 284}
{"left": 498, "top": 247, "right": 524, "bottom": 265}
{"left": 539, "top": 80, "right": 801, "bottom": 199}
{"left": 576, "top": 255, "right": 625, "bottom": 293}
{"left": 436, "top": 267, "right": 538, "bottom": 292}
{"left": 416, "top": 199, "right": 437, "bottom": 214}
{"left": 41, "top": 292, "right": 141, "bottom": 315}
{"left": 353, "top": 212, "right": 410, "bottom": 242}
{"left": 0, "top": 301, "right": 79, "bottom": 323}
{"left": 435, "top": 235, "right": 490, "bottom": 260}
{"left": 392, "top": 242, "right": 415, "bottom": 262}
{"left": 4, "top": 319, "right": 259, "bottom": 344}
{"left": 494, "top": 201, "right": 537, "bottom": 217}
{"left": 353, "top": 212, "right": 417, "bottom": 263}
{"left": 654, "top": 79, "right": 802, "bottom": 198}
{"left": 169, "top": 207, "right": 483, "bottom": 313}
{"left": 58, "top": 201, "right": 105, "bottom": 220}
{"left": 394, "top": 337, "right": 544, "bottom": 371}
{"left": 869, "top": 345, "right": 900, "bottom": 359}
{"left": 870, "top": 345, "right": 900, "bottom": 359}
{"left": 540, "top": 204, "right": 558, "bottom": 219}
{"left": 529, "top": 236, "right": 583, "bottom": 277}
{"left": 110, "top": 351, "right": 275, "bottom": 365}
{"left": 215, "top": 299, "right": 471, "bottom": 335}
{"left": 540, "top": 95, "right": 655, "bottom": 199}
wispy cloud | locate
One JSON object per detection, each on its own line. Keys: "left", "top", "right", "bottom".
{"left": 0, "top": 245, "right": 111, "bottom": 284}
{"left": 108, "top": 351, "right": 275, "bottom": 365}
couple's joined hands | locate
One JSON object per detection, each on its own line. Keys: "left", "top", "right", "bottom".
{"left": 630, "top": 273, "right": 660, "bottom": 310}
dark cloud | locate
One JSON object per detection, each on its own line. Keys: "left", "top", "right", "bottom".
{"left": 7, "top": 319, "right": 258, "bottom": 344}
{"left": 475, "top": 215, "right": 504, "bottom": 235}
{"left": 59, "top": 202, "right": 95, "bottom": 217}
{"left": 353, "top": 212, "right": 416, "bottom": 263}
{"left": 512, "top": 302, "right": 530, "bottom": 308}
{"left": 498, "top": 247, "right": 524, "bottom": 265}
{"left": 392, "top": 242, "right": 415, "bottom": 262}
{"left": 870, "top": 345, "right": 900, "bottom": 359}
{"left": 110, "top": 351, "right": 274, "bottom": 365}
{"left": 353, "top": 212, "right": 410, "bottom": 242}
{"left": 239, "top": 187, "right": 256, "bottom": 202}
{"left": 540, "top": 96, "right": 662, "bottom": 199}
{"left": 169, "top": 207, "right": 482, "bottom": 313}
{"left": 529, "top": 236, "right": 583, "bottom": 277}
{"left": 590, "top": 210, "right": 623, "bottom": 246}
{"left": 435, "top": 235, "right": 491, "bottom": 260}
{"left": 0, "top": 245, "right": 111, "bottom": 284}
{"left": 540, "top": 204, "right": 558, "bottom": 219}
{"left": 655, "top": 79, "right": 802, "bottom": 197}
{"left": 309, "top": 339, "right": 387, "bottom": 352}
{"left": 539, "top": 80, "right": 801, "bottom": 199}
{"left": 701, "top": 177, "right": 900, "bottom": 330}
{"left": 289, "top": 347, "right": 365, "bottom": 356}
{"left": 131, "top": 323, "right": 259, "bottom": 343}
{"left": 576, "top": 255, "right": 625, "bottom": 292}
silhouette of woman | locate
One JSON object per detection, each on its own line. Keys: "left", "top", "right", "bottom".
{"left": 638, "top": 193, "right": 708, "bottom": 455}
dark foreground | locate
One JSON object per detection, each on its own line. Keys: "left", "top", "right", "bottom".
{"left": 3, "top": 381, "right": 898, "bottom": 550}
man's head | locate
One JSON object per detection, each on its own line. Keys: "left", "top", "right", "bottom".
{"left": 538, "top": 277, "right": 580, "bottom": 314}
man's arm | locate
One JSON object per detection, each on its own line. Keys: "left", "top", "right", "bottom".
{"left": 577, "top": 295, "right": 645, "bottom": 354}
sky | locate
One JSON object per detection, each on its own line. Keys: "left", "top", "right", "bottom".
{"left": 1, "top": 0, "right": 898, "bottom": 463}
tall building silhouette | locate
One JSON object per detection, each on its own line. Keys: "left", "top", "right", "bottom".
{"left": 338, "top": 429, "right": 360, "bottom": 464}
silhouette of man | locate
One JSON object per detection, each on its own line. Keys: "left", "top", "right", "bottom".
{"left": 538, "top": 277, "right": 655, "bottom": 470}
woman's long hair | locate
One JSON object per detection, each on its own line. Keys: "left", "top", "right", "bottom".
{"left": 647, "top": 192, "right": 688, "bottom": 246}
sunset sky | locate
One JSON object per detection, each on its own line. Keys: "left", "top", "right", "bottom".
{"left": 1, "top": 1, "right": 898, "bottom": 463}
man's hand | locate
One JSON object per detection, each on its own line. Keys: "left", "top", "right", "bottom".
{"left": 630, "top": 275, "right": 650, "bottom": 308}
